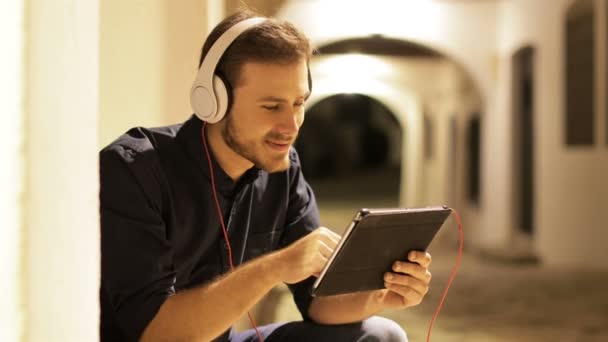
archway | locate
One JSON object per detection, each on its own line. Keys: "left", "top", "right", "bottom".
{"left": 297, "top": 94, "right": 402, "bottom": 233}
{"left": 308, "top": 34, "right": 483, "bottom": 212}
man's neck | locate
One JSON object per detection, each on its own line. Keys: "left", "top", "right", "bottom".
{"left": 205, "top": 123, "right": 253, "bottom": 182}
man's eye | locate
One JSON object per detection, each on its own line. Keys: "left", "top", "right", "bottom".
{"left": 262, "top": 105, "right": 279, "bottom": 111}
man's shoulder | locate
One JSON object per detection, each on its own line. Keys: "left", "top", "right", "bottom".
{"left": 99, "top": 121, "right": 185, "bottom": 172}
{"left": 103, "top": 122, "right": 182, "bottom": 152}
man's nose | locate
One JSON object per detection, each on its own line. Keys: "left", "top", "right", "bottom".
{"left": 277, "top": 110, "right": 301, "bottom": 136}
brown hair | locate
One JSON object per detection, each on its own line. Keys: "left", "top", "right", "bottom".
{"left": 198, "top": 8, "right": 313, "bottom": 88}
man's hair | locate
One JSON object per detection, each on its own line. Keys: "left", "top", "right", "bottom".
{"left": 198, "top": 8, "right": 313, "bottom": 88}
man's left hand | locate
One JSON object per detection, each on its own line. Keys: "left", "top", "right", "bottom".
{"left": 376, "top": 251, "right": 432, "bottom": 310}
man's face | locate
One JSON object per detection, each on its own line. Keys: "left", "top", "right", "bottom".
{"left": 222, "top": 59, "right": 310, "bottom": 173}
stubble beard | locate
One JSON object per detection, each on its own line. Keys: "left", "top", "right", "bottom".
{"left": 222, "top": 114, "right": 294, "bottom": 173}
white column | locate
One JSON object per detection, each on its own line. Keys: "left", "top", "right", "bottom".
{"left": 24, "top": 0, "right": 100, "bottom": 340}
{"left": 0, "top": 1, "right": 25, "bottom": 341}
{"left": 208, "top": 0, "right": 225, "bottom": 31}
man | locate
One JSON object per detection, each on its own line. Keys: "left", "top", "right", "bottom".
{"left": 100, "top": 9, "right": 432, "bottom": 342}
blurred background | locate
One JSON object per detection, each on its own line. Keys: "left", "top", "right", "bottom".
{"left": 1, "top": 0, "right": 607, "bottom": 341}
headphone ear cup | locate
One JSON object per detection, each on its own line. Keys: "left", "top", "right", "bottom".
{"left": 191, "top": 83, "right": 215, "bottom": 122}
{"left": 209, "top": 75, "right": 230, "bottom": 123}
{"left": 213, "top": 73, "right": 233, "bottom": 123}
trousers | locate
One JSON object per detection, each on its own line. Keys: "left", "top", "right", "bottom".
{"left": 229, "top": 316, "right": 408, "bottom": 342}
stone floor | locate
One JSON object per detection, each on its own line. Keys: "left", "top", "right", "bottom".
{"left": 380, "top": 247, "right": 608, "bottom": 342}
{"left": 238, "top": 240, "right": 608, "bottom": 341}
{"left": 236, "top": 172, "right": 608, "bottom": 341}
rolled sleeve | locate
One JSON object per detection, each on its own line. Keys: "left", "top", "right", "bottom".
{"left": 100, "top": 146, "right": 176, "bottom": 341}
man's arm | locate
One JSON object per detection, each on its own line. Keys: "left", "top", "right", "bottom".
{"left": 307, "top": 251, "right": 433, "bottom": 325}
{"left": 140, "top": 252, "right": 280, "bottom": 342}
{"left": 308, "top": 290, "right": 385, "bottom": 324}
{"left": 141, "top": 228, "right": 338, "bottom": 342}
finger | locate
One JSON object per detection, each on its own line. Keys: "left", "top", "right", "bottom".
{"left": 408, "top": 251, "right": 432, "bottom": 268}
{"left": 384, "top": 272, "right": 429, "bottom": 294}
{"left": 318, "top": 227, "right": 341, "bottom": 245}
{"left": 392, "top": 261, "right": 429, "bottom": 280}
{"left": 317, "top": 239, "right": 334, "bottom": 258}
{"left": 316, "top": 253, "right": 329, "bottom": 268}
{"left": 384, "top": 282, "right": 424, "bottom": 306}
{"left": 317, "top": 231, "right": 340, "bottom": 250}
{"left": 321, "top": 235, "right": 339, "bottom": 250}
{"left": 307, "top": 250, "right": 329, "bottom": 277}
{"left": 313, "top": 254, "right": 331, "bottom": 276}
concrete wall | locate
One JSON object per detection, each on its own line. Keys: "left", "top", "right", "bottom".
{"left": 497, "top": 0, "right": 608, "bottom": 268}
{"left": 278, "top": 0, "right": 497, "bottom": 101}
{"left": 99, "top": 0, "right": 212, "bottom": 148}
{"left": 225, "top": 0, "right": 286, "bottom": 16}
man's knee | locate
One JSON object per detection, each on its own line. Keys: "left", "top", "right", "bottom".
{"left": 358, "top": 316, "right": 408, "bottom": 342}
{"left": 265, "top": 316, "right": 407, "bottom": 342}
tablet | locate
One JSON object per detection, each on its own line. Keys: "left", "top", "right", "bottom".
{"left": 311, "top": 206, "right": 451, "bottom": 297}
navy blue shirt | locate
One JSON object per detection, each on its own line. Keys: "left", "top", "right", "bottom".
{"left": 100, "top": 115, "right": 320, "bottom": 341}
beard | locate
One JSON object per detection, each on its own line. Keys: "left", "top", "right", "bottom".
{"left": 221, "top": 114, "right": 296, "bottom": 173}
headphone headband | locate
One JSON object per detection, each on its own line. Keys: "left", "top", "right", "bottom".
{"left": 191, "top": 17, "right": 267, "bottom": 123}
{"left": 197, "top": 17, "right": 266, "bottom": 90}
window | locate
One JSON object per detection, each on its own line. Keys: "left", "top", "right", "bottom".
{"left": 424, "top": 115, "right": 433, "bottom": 160}
{"left": 565, "top": 0, "right": 595, "bottom": 146}
{"left": 467, "top": 116, "right": 481, "bottom": 205}
{"left": 512, "top": 47, "right": 535, "bottom": 234}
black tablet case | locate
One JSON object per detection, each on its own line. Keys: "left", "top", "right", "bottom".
{"left": 311, "top": 207, "right": 451, "bottom": 297}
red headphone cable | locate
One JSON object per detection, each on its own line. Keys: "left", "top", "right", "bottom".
{"left": 202, "top": 122, "right": 265, "bottom": 342}
{"left": 426, "top": 208, "right": 464, "bottom": 342}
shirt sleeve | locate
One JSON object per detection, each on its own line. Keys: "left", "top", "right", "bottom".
{"left": 281, "top": 149, "right": 321, "bottom": 321}
{"left": 100, "top": 143, "right": 176, "bottom": 342}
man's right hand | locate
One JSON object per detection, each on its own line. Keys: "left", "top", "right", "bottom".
{"left": 272, "top": 227, "right": 341, "bottom": 284}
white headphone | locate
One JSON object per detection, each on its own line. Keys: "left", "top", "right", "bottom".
{"left": 190, "top": 17, "right": 267, "bottom": 123}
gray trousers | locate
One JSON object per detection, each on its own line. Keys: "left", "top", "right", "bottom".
{"left": 230, "top": 316, "right": 408, "bottom": 342}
